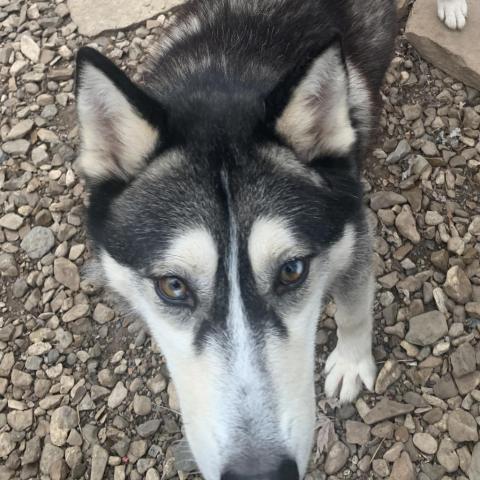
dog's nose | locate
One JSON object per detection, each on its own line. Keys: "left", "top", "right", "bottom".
{"left": 221, "top": 458, "right": 299, "bottom": 480}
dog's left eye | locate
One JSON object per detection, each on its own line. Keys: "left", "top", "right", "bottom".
{"left": 155, "top": 276, "right": 194, "bottom": 307}
{"left": 278, "top": 258, "right": 308, "bottom": 289}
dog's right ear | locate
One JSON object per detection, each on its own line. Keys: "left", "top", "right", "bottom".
{"left": 75, "top": 47, "right": 166, "bottom": 183}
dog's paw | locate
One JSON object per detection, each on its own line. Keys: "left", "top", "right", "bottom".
{"left": 324, "top": 347, "right": 376, "bottom": 404}
{"left": 437, "top": 0, "right": 468, "bottom": 30}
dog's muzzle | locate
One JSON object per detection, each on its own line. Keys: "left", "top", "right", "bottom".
{"left": 221, "top": 458, "right": 299, "bottom": 480}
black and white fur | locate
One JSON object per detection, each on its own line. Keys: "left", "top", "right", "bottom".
{"left": 75, "top": 1, "right": 396, "bottom": 478}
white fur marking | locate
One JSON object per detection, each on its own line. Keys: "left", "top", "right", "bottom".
{"left": 437, "top": 0, "right": 468, "bottom": 30}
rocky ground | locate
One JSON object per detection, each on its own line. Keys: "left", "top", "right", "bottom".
{"left": 1, "top": 1, "right": 480, "bottom": 480}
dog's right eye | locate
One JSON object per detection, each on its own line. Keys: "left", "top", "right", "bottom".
{"left": 155, "top": 276, "right": 194, "bottom": 307}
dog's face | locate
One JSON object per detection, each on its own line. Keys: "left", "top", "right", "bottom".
{"left": 75, "top": 42, "right": 365, "bottom": 479}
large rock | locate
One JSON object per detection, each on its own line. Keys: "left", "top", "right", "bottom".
{"left": 67, "top": 0, "right": 186, "bottom": 36}
{"left": 406, "top": 0, "right": 480, "bottom": 89}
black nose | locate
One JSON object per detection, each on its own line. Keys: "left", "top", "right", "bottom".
{"left": 221, "top": 458, "right": 299, "bottom": 480}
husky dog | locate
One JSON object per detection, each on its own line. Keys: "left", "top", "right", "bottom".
{"left": 437, "top": 0, "right": 468, "bottom": 29}
{"left": 75, "top": 1, "right": 396, "bottom": 478}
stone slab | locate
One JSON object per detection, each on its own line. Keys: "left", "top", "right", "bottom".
{"left": 67, "top": 0, "right": 186, "bottom": 36}
{"left": 406, "top": 0, "right": 480, "bottom": 90}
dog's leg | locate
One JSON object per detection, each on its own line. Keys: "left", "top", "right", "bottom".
{"left": 324, "top": 264, "right": 376, "bottom": 404}
{"left": 437, "top": 0, "right": 468, "bottom": 30}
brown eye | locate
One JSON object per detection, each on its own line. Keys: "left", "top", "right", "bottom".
{"left": 278, "top": 259, "right": 308, "bottom": 287}
{"left": 155, "top": 276, "right": 192, "bottom": 306}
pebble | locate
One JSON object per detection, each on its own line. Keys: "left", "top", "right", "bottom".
{"left": 437, "top": 437, "right": 459, "bottom": 473}
{"left": 375, "top": 359, "right": 402, "bottom": 394}
{"left": 91, "top": 445, "right": 109, "bottom": 480}
{"left": 1, "top": 139, "right": 30, "bottom": 156}
{"left": 108, "top": 381, "right": 128, "bottom": 408}
{"left": 395, "top": 205, "right": 420, "bottom": 243}
{"left": 324, "top": 441, "right": 349, "bottom": 475}
{"left": 93, "top": 303, "right": 115, "bottom": 323}
{"left": 54, "top": 257, "right": 80, "bottom": 291}
{"left": 444, "top": 266, "right": 472, "bottom": 304}
{"left": 447, "top": 409, "right": 479, "bottom": 442}
{"left": 346, "top": 420, "right": 371, "bottom": 445}
{"left": 364, "top": 399, "right": 414, "bottom": 425}
{"left": 405, "top": 311, "right": 448, "bottom": 346}
{"left": 390, "top": 452, "right": 415, "bottom": 480}
{"left": 6, "top": 119, "right": 34, "bottom": 140}
{"left": 50, "top": 406, "right": 79, "bottom": 446}
{"left": 412, "top": 432, "right": 437, "bottom": 455}
{"left": 20, "top": 226, "right": 55, "bottom": 259}
{"left": 0, "top": 213, "right": 24, "bottom": 231}
{"left": 20, "top": 35, "right": 41, "bottom": 62}
{"left": 133, "top": 394, "right": 152, "bottom": 415}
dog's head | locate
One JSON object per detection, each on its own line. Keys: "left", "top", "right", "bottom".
{"left": 75, "top": 41, "right": 366, "bottom": 479}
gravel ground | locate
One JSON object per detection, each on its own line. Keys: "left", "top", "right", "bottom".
{"left": 1, "top": 2, "right": 480, "bottom": 480}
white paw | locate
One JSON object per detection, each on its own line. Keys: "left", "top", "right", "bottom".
{"left": 324, "top": 347, "right": 376, "bottom": 404}
{"left": 437, "top": 0, "right": 468, "bottom": 30}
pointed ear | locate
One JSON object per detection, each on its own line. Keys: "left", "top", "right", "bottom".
{"left": 265, "top": 37, "right": 356, "bottom": 162}
{"left": 75, "top": 47, "right": 166, "bottom": 183}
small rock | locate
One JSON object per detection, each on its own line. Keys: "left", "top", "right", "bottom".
{"left": 137, "top": 419, "right": 161, "bottom": 438}
{"left": 62, "top": 304, "right": 89, "bottom": 323}
{"left": 444, "top": 266, "right": 472, "bottom": 304}
{"left": 447, "top": 409, "right": 479, "bottom": 442}
{"left": 91, "top": 445, "right": 108, "bottom": 480}
{"left": 1, "top": 139, "right": 30, "bottom": 156}
{"left": 0, "top": 432, "right": 15, "bottom": 457}
{"left": 108, "top": 381, "right": 128, "bottom": 408}
{"left": 451, "top": 342, "right": 476, "bottom": 378}
{"left": 133, "top": 394, "right": 152, "bottom": 416}
{"left": 20, "top": 35, "right": 40, "bottom": 62}
{"left": 7, "top": 409, "right": 33, "bottom": 431}
{"left": 425, "top": 211, "right": 443, "bottom": 226}
{"left": 390, "top": 452, "right": 415, "bottom": 480}
{"left": 50, "top": 406, "right": 79, "bottom": 446}
{"left": 395, "top": 205, "right": 420, "bottom": 243}
{"left": 20, "top": 226, "right": 55, "bottom": 259}
{"left": 22, "top": 437, "right": 41, "bottom": 465}
{"left": 364, "top": 399, "right": 414, "bottom": 425}
{"left": 54, "top": 258, "right": 80, "bottom": 291}
{"left": 0, "top": 213, "right": 24, "bottom": 231}
{"left": 412, "top": 432, "right": 437, "bottom": 455}
{"left": 433, "top": 374, "right": 458, "bottom": 399}
{"left": 405, "top": 311, "right": 448, "bottom": 346}
{"left": 402, "top": 104, "right": 422, "bottom": 121}
{"left": 346, "top": 420, "right": 371, "bottom": 445}
{"left": 93, "top": 303, "right": 115, "bottom": 324}
{"left": 40, "top": 443, "right": 64, "bottom": 475}
{"left": 324, "top": 441, "right": 349, "bottom": 475}
{"left": 6, "top": 119, "right": 34, "bottom": 140}
{"left": 386, "top": 139, "right": 411, "bottom": 164}
{"left": 370, "top": 191, "right": 407, "bottom": 211}
{"left": 375, "top": 359, "right": 401, "bottom": 394}
{"left": 437, "top": 438, "right": 459, "bottom": 473}
{"left": 469, "top": 442, "right": 480, "bottom": 480}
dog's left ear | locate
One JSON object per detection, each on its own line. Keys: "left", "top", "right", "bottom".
{"left": 265, "top": 36, "right": 356, "bottom": 162}
{"left": 75, "top": 47, "right": 166, "bottom": 183}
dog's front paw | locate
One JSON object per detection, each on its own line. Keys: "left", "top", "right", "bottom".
{"left": 437, "top": 0, "right": 468, "bottom": 30}
{"left": 324, "top": 347, "right": 376, "bottom": 404}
